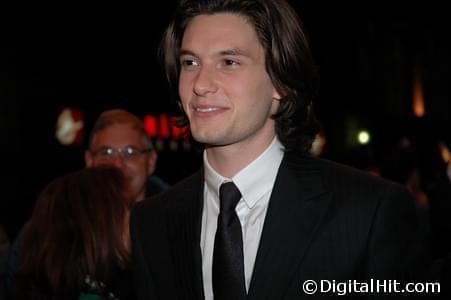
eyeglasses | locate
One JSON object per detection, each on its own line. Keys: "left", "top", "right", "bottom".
{"left": 90, "top": 146, "right": 152, "bottom": 161}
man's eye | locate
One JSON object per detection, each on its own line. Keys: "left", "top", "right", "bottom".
{"left": 181, "top": 59, "right": 199, "bottom": 68}
{"left": 224, "top": 59, "right": 239, "bottom": 66}
{"left": 100, "top": 148, "right": 113, "bottom": 156}
{"left": 124, "top": 148, "right": 137, "bottom": 158}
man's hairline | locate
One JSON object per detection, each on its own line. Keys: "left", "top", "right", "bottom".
{"left": 89, "top": 122, "right": 154, "bottom": 151}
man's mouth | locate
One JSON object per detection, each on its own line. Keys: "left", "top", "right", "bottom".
{"left": 195, "top": 107, "right": 220, "bottom": 113}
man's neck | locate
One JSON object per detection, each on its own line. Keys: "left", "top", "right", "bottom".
{"left": 205, "top": 134, "right": 276, "bottom": 178}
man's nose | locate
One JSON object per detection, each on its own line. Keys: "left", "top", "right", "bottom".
{"left": 108, "top": 153, "right": 126, "bottom": 169}
{"left": 193, "top": 65, "right": 218, "bottom": 96}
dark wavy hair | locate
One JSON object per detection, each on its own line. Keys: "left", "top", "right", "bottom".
{"left": 160, "top": 0, "right": 319, "bottom": 153}
{"left": 14, "top": 167, "right": 130, "bottom": 299}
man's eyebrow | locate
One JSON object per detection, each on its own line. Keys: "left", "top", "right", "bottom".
{"left": 218, "top": 48, "right": 250, "bottom": 57}
{"left": 179, "top": 49, "right": 197, "bottom": 57}
{"left": 178, "top": 48, "right": 251, "bottom": 58}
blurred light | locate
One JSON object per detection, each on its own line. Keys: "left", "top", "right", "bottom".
{"left": 357, "top": 130, "right": 370, "bottom": 145}
{"left": 55, "top": 108, "right": 84, "bottom": 145}
{"left": 143, "top": 114, "right": 192, "bottom": 152}
{"left": 311, "top": 130, "right": 326, "bottom": 156}
{"left": 170, "top": 116, "right": 187, "bottom": 140}
{"left": 439, "top": 141, "right": 450, "bottom": 163}
{"left": 159, "top": 114, "right": 170, "bottom": 139}
{"left": 169, "top": 140, "right": 179, "bottom": 152}
{"left": 413, "top": 69, "right": 425, "bottom": 117}
{"left": 144, "top": 115, "right": 158, "bottom": 138}
{"left": 155, "top": 139, "right": 164, "bottom": 151}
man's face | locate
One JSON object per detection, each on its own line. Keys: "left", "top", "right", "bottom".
{"left": 85, "top": 124, "right": 156, "bottom": 202}
{"left": 178, "top": 13, "right": 280, "bottom": 151}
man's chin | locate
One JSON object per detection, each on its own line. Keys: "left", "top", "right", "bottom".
{"left": 192, "top": 132, "right": 228, "bottom": 146}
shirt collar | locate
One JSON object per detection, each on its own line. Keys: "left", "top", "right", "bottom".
{"left": 204, "top": 137, "right": 284, "bottom": 209}
{"left": 204, "top": 152, "right": 228, "bottom": 203}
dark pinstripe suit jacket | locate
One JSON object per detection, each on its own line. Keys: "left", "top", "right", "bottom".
{"left": 131, "top": 153, "right": 424, "bottom": 299}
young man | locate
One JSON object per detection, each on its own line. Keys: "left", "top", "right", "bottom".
{"left": 131, "top": 1, "right": 424, "bottom": 299}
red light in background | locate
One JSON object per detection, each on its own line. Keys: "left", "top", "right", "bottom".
{"left": 143, "top": 114, "right": 190, "bottom": 145}
{"left": 170, "top": 116, "right": 187, "bottom": 139}
{"left": 159, "top": 114, "right": 170, "bottom": 139}
{"left": 144, "top": 115, "right": 158, "bottom": 138}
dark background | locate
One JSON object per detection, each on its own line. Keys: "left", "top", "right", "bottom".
{"left": 1, "top": 0, "right": 450, "bottom": 240}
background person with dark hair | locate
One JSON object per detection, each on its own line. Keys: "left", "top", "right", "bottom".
{"left": 131, "top": 0, "right": 427, "bottom": 299}
{"left": 4, "top": 109, "right": 170, "bottom": 295}
{"left": 11, "top": 167, "right": 135, "bottom": 300}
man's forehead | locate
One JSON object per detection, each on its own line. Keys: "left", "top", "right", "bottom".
{"left": 183, "top": 14, "right": 258, "bottom": 43}
{"left": 181, "top": 13, "right": 263, "bottom": 60}
{"left": 91, "top": 123, "right": 144, "bottom": 146}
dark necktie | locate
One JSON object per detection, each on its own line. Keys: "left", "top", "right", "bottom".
{"left": 212, "top": 182, "right": 246, "bottom": 300}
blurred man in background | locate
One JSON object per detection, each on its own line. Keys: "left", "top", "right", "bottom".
{"left": 85, "top": 109, "right": 166, "bottom": 202}
{"left": 4, "top": 109, "right": 167, "bottom": 298}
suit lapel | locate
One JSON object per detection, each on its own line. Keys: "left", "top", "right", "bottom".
{"left": 248, "top": 154, "right": 332, "bottom": 300}
{"left": 166, "top": 170, "right": 205, "bottom": 300}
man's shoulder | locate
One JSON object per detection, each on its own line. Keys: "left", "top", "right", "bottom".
{"left": 133, "top": 169, "right": 203, "bottom": 216}
{"left": 286, "top": 153, "right": 407, "bottom": 196}
{"left": 283, "top": 154, "right": 415, "bottom": 221}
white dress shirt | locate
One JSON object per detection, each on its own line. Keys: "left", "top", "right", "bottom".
{"left": 201, "top": 137, "right": 284, "bottom": 300}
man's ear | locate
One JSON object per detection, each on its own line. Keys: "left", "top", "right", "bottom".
{"left": 146, "top": 151, "right": 157, "bottom": 175}
{"left": 85, "top": 150, "right": 94, "bottom": 167}
{"left": 271, "top": 88, "right": 283, "bottom": 114}
{"left": 272, "top": 87, "right": 283, "bottom": 101}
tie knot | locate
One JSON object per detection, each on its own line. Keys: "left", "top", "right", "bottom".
{"left": 219, "top": 182, "right": 242, "bottom": 213}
